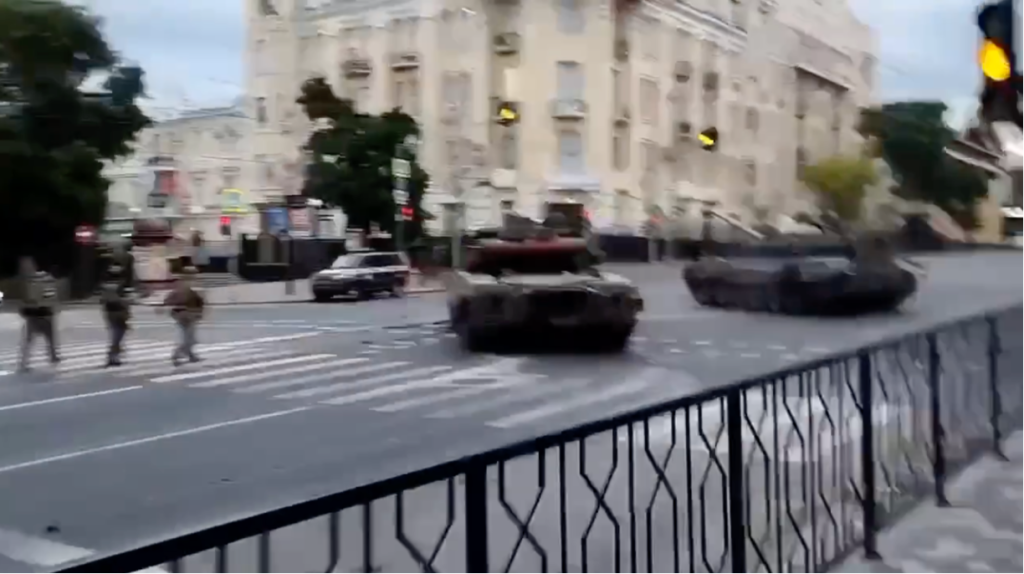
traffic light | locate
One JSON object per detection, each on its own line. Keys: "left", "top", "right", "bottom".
{"left": 698, "top": 127, "right": 718, "bottom": 151}
{"left": 400, "top": 206, "right": 413, "bottom": 221}
{"left": 496, "top": 101, "right": 519, "bottom": 126}
{"left": 977, "top": 0, "right": 1021, "bottom": 126}
{"left": 219, "top": 215, "right": 231, "bottom": 236}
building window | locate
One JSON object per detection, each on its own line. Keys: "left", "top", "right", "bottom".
{"left": 614, "top": 189, "right": 630, "bottom": 227}
{"left": 406, "top": 76, "right": 420, "bottom": 116}
{"left": 356, "top": 86, "right": 370, "bottom": 112}
{"left": 642, "top": 17, "right": 659, "bottom": 60}
{"left": 557, "top": 61, "right": 583, "bottom": 99}
{"left": 743, "top": 159, "right": 757, "bottom": 187}
{"left": 500, "top": 199, "right": 515, "bottom": 213}
{"left": 640, "top": 78, "right": 659, "bottom": 124}
{"left": 255, "top": 97, "right": 267, "bottom": 124}
{"left": 745, "top": 107, "right": 759, "bottom": 133}
{"left": 499, "top": 131, "right": 518, "bottom": 169}
{"left": 443, "top": 72, "right": 471, "bottom": 114}
{"left": 796, "top": 147, "right": 808, "bottom": 178}
{"left": 393, "top": 78, "right": 405, "bottom": 110}
{"left": 612, "top": 129, "right": 629, "bottom": 171}
{"left": 558, "top": 130, "right": 584, "bottom": 173}
{"left": 557, "top": 0, "right": 584, "bottom": 35}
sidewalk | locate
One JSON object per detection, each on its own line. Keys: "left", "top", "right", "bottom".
{"left": 139, "top": 275, "right": 445, "bottom": 306}
{"left": 833, "top": 430, "right": 1022, "bottom": 573}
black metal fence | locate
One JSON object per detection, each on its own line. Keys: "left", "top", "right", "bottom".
{"left": 59, "top": 305, "right": 1022, "bottom": 573}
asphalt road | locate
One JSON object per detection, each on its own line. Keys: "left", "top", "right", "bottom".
{"left": 0, "top": 253, "right": 1020, "bottom": 572}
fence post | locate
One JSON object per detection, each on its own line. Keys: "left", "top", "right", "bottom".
{"left": 464, "top": 464, "right": 489, "bottom": 573}
{"left": 858, "top": 351, "right": 880, "bottom": 560}
{"left": 726, "top": 390, "right": 748, "bottom": 572}
{"left": 927, "top": 332, "right": 949, "bottom": 507}
{"left": 987, "top": 316, "right": 1006, "bottom": 460}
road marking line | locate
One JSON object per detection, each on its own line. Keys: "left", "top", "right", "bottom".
{"left": 153, "top": 354, "right": 334, "bottom": 383}
{"left": 191, "top": 357, "right": 368, "bottom": 389}
{"left": 740, "top": 352, "right": 762, "bottom": 359}
{"left": 111, "top": 350, "right": 294, "bottom": 378}
{"left": 57, "top": 348, "right": 278, "bottom": 380}
{"left": 693, "top": 340, "right": 712, "bottom": 346}
{"left": 275, "top": 364, "right": 451, "bottom": 399}
{"left": 372, "top": 385, "right": 497, "bottom": 413}
{"left": 0, "top": 527, "right": 94, "bottom": 567}
{"left": 0, "top": 408, "right": 309, "bottom": 475}
{"left": 487, "top": 378, "right": 653, "bottom": 429}
{"left": 0, "top": 341, "right": 171, "bottom": 364}
{"left": 425, "top": 379, "right": 581, "bottom": 420}
{"left": 0, "top": 387, "right": 143, "bottom": 413}
{"left": 315, "top": 361, "right": 516, "bottom": 407}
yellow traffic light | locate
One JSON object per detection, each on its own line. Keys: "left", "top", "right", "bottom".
{"left": 497, "top": 103, "right": 519, "bottom": 126}
{"left": 980, "top": 40, "right": 1012, "bottom": 81}
{"left": 698, "top": 127, "right": 718, "bottom": 151}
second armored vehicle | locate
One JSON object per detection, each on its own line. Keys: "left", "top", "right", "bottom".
{"left": 683, "top": 236, "right": 919, "bottom": 315}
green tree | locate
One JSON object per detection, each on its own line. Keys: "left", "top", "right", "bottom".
{"left": 858, "top": 101, "right": 988, "bottom": 229}
{"left": 800, "top": 154, "right": 878, "bottom": 225}
{"left": 0, "top": 0, "right": 151, "bottom": 274}
{"left": 297, "top": 77, "right": 429, "bottom": 242}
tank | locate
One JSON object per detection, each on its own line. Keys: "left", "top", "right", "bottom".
{"left": 683, "top": 236, "right": 920, "bottom": 315}
{"left": 444, "top": 214, "right": 643, "bottom": 352}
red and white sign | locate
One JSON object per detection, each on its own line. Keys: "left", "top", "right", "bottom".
{"left": 75, "top": 225, "right": 97, "bottom": 245}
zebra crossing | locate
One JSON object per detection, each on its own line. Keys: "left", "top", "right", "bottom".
{"left": 0, "top": 334, "right": 716, "bottom": 430}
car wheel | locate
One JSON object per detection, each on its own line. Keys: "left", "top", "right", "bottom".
{"left": 313, "top": 292, "right": 332, "bottom": 303}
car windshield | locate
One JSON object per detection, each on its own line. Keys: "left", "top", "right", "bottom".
{"left": 330, "top": 255, "right": 362, "bottom": 269}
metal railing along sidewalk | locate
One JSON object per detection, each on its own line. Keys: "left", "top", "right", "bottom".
{"left": 58, "top": 304, "right": 1023, "bottom": 573}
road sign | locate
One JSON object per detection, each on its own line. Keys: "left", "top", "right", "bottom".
{"left": 391, "top": 158, "right": 411, "bottom": 180}
{"left": 392, "top": 189, "right": 408, "bottom": 205}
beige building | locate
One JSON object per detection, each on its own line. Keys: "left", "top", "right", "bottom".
{"left": 245, "top": 0, "right": 877, "bottom": 234}
{"left": 103, "top": 104, "right": 267, "bottom": 241}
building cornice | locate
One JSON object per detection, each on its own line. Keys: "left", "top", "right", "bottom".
{"left": 642, "top": 0, "right": 748, "bottom": 53}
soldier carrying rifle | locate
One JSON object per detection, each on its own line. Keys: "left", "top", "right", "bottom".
{"left": 101, "top": 264, "right": 133, "bottom": 367}
{"left": 16, "top": 256, "right": 60, "bottom": 373}
{"left": 160, "top": 266, "right": 205, "bottom": 366}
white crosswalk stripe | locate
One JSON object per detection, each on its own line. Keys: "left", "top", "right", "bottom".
{"left": 2, "top": 335, "right": 741, "bottom": 431}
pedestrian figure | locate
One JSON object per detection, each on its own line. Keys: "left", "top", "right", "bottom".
{"left": 162, "top": 266, "right": 205, "bottom": 366}
{"left": 101, "top": 264, "right": 132, "bottom": 367}
{"left": 17, "top": 257, "right": 60, "bottom": 373}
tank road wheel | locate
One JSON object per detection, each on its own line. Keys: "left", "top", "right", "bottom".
{"left": 766, "top": 283, "right": 784, "bottom": 314}
{"left": 453, "top": 302, "right": 488, "bottom": 352}
{"left": 690, "top": 281, "right": 715, "bottom": 307}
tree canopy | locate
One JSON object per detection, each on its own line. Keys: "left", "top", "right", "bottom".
{"left": 858, "top": 101, "right": 988, "bottom": 229}
{"left": 0, "top": 0, "right": 150, "bottom": 274}
{"left": 800, "top": 154, "right": 878, "bottom": 225}
{"left": 297, "top": 77, "right": 429, "bottom": 242}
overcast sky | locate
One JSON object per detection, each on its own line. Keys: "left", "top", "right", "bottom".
{"left": 82, "top": 0, "right": 994, "bottom": 126}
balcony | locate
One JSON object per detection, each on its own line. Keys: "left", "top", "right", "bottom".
{"left": 493, "top": 32, "right": 520, "bottom": 55}
{"left": 390, "top": 51, "right": 420, "bottom": 70}
{"left": 341, "top": 57, "right": 372, "bottom": 78}
{"left": 550, "top": 98, "right": 587, "bottom": 120}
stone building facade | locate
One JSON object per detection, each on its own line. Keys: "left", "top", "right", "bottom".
{"left": 245, "top": 0, "right": 877, "bottom": 234}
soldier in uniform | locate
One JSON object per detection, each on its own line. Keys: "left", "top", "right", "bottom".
{"left": 17, "top": 257, "right": 60, "bottom": 372}
{"left": 101, "top": 264, "right": 132, "bottom": 367}
{"left": 161, "top": 265, "right": 205, "bottom": 366}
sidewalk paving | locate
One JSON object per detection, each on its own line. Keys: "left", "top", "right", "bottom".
{"left": 138, "top": 276, "right": 445, "bottom": 306}
{"left": 832, "top": 430, "right": 1022, "bottom": 573}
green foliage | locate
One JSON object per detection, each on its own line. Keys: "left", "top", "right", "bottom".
{"left": 0, "top": 0, "right": 151, "bottom": 274}
{"left": 858, "top": 101, "right": 988, "bottom": 229}
{"left": 297, "top": 77, "right": 429, "bottom": 242}
{"left": 800, "top": 154, "right": 878, "bottom": 223}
